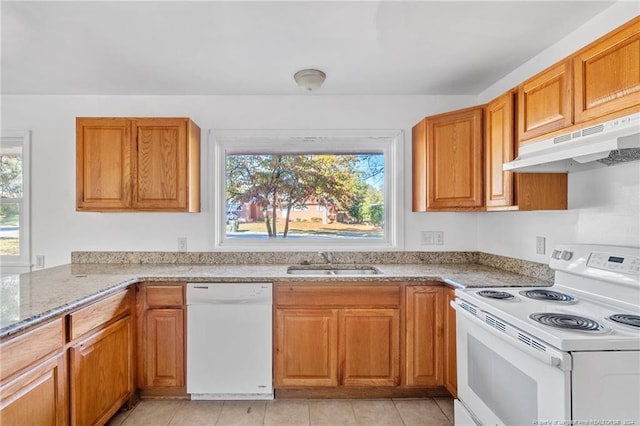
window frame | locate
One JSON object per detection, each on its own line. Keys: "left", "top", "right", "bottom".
{"left": 210, "top": 129, "right": 404, "bottom": 251}
{"left": 0, "top": 130, "right": 31, "bottom": 269}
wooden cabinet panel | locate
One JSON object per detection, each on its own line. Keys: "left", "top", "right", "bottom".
{"left": 275, "top": 309, "right": 339, "bottom": 387}
{"left": 518, "top": 60, "right": 573, "bottom": 143}
{"left": 405, "top": 286, "right": 443, "bottom": 387}
{"left": 70, "top": 315, "right": 133, "bottom": 426}
{"left": 0, "top": 318, "right": 64, "bottom": 381}
{"left": 413, "top": 106, "right": 484, "bottom": 211}
{"left": 443, "top": 287, "right": 457, "bottom": 397}
{"left": 143, "top": 309, "right": 185, "bottom": 388}
{"left": 485, "top": 91, "right": 515, "bottom": 208}
{"left": 68, "top": 289, "right": 131, "bottom": 341}
{"left": 0, "top": 353, "right": 66, "bottom": 426}
{"left": 276, "top": 284, "right": 401, "bottom": 308}
{"left": 574, "top": 16, "right": 640, "bottom": 123}
{"left": 485, "top": 91, "right": 568, "bottom": 211}
{"left": 76, "top": 118, "right": 132, "bottom": 210}
{"left": 137, "top": 284, "right": 186, "bottom": 395}
{"left": 146, "top": 284, "right": 184, "bottom": 308}
{"left": 133, "top": 119, "right": 189, "bottom": 210}
{"left": 339, "top": 309, "right": 399, "bottom": 387}
{"left": 76, "top": 117, "right": 200, "bottom": 212}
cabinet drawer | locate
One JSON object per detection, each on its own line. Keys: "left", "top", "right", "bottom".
{"left": 0, "top": 318, "right": 64, "bottom": 381}
{"left": 68, "top": 289, "right": 132, "bottom": 341}
{"left": 276, "top": 285, "right": 401, "bottom": 308}
{"left": 146, "top": 284, "right": 184, "bottom": 308}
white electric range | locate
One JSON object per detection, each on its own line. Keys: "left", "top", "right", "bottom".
{"left": 452, "top": 244, "right": 640, "bottom": 426}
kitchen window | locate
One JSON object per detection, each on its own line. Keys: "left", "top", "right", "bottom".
{"left": 0, "top": 131, "right": 31, "bottom": 269}
{"left": 211, "top": 130, "right": 403, "bottom": 250}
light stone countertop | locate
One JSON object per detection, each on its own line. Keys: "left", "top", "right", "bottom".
{"left": 0, "top": 262, "right": 551, "bottom": 339}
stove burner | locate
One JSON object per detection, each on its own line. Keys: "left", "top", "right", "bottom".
{"left": 477, "top": 290, "right": 515, "bottom": 300}
{"left": 530, "top": 312, "right": 607, "bottom": 332}
{"left": 609, "top": 314, "right": 640, "bottom": 329}
{"left": 520, "top": 289, "right": 576, "bottom": 303}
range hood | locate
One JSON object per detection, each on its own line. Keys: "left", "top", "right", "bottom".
{"left": 503, "top": 112, "right": 640, "bottom": 172}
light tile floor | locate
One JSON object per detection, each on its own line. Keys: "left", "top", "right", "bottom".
{"left": 107, "top": 398, "right": 454, "bottom": 426}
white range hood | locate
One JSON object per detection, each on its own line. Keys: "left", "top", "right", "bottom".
{"left": 503, "top": 112, "right": 640, "bottom": 173}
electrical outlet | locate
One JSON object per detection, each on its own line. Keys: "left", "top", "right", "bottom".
{"left": 35, "top": 255, "right": 45, "bottom": 269}
{"left": 178, "top": 237, "right": 188, "bottom": 252}
{"left": 536, "top": 236, "right": 546, "bottom": 255}
{"left": 435, "top": 231, "right": 444, "bottom": 245}
{"left": 421, "top": 231, "right": 435, "bottom": 245}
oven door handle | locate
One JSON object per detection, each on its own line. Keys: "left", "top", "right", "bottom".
{"left": 452, "top": 301, "right": 572, "bottom": 371}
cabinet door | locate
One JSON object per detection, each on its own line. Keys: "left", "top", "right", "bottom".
{"left": 0, "top": 353, "right": 66, "bottom": 426}
{"left": 413, "top": 106, "right": 484, "bottom": 211}
{"left": 518, "top": 60, "right": 573, "bottom": 143}
{"left": 132, "top": 118, "right": 189, "bottom": 210}
{"left": 339, "top": 309, "right": 400, "bottom": 387}
{"left": 143, "top": 309, "right": 185, "bottom": 388}
{"left": 70, "top": 315, "right": 133, "bottom": 426}
{"left": 485, "top": 92, "right": 515, "bottom": 209}
{"left": 443, "top": 287, "right": 457, "bottom": 397}
{"left": 405, "top": 286, "right": 443, "bottom": 387}
{"left": 574, "top": 16, "right": 640, "bottom": 123}
{"left": 76, "top": 118, "right": 132, "bottom": 210}
{"left": 275, "top": 309, "right": 339, "bottom": 387}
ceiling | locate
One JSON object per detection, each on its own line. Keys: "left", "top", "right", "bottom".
{"left": 1, "top": 1, "right": 616, "bottom": 96}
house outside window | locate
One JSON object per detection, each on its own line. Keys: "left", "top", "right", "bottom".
{"left": 1, "top": 131, "right": 31, "bottom": 269}
{"left": 211, "top": 130, "right": 403, "bottom": 250}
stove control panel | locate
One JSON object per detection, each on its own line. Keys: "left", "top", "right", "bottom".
{"left": 587, "top": 252, "right": 640, "bottom": 274}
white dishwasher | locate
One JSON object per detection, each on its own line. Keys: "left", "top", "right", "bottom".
{"left": 186, "top": 282, "right": 273, "bottom": 400}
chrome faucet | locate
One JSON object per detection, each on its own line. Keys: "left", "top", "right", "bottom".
{"left": 318, "top": 251, "right": 333, "bottom": 264}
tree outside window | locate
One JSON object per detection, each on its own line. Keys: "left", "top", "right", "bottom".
{"left": 1, "top": 131, "right": 30, "bottom": 267}
{"left": 212, "top": 129, "right": 403, "bottom": 250}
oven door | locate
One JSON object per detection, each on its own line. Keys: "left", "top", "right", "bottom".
{"left": 453, "top": 301, "right": 572, "bottom": 425}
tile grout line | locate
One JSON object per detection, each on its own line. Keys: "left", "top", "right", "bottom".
{"left": 391, "top": 398, "right": 409, "bottom": 426}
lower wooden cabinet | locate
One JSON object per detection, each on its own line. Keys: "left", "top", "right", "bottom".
{"left": 69, "top": 315, "right": 134, "bottom": 426}
{"left": 275, "top": 284, "right": 402, "bottom": 390}
{"left": 137, "top": 283, "right": 186, "bottom": 396}
{"left": 405, "top": 286, "right": 444, "bottom": 387}
{"left": 443, "top": 287, "right": 457, "bottom": 397}
{"left": 340, "top": 309, "right": 400, "bottom": 387}
{"left": 0, "top": 353, "right": 67, "bottom": 426}
{"left": 275, "top": 309, "right": 339, "bottom": 387}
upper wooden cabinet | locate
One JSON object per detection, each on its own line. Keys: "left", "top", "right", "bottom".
{"left": 574, "top": 16, "right": 640, "bottom": 124}
{"left": 485, "top": 91, "right": 568, "bottom": 211}
{"left": 413, "top": 106, "right": 484, "bottom": 211}
{"left": 517, "top": 17, "right": 639, "bottom": 144}
{"left": 76, "top": 117, "right": 200, "bottom": 212}
{"left": 518, "top": 60, "right": 573, "bottom": 143}
{"left": 485, "top": 92, "right": 516, "bottom": 209}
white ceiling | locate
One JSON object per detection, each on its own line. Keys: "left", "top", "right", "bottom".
{"left": 1, "top": 1, "right": 616, "bottom": 96}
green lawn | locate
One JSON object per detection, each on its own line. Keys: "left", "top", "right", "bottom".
{"left": 0, "top": 238, "right": 19, "bottom": 256}
{"left": 232, "top": 219, "right": 382, "bottom": 237}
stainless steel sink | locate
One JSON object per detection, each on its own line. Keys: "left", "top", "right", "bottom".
{"left": 286, "top": 265, "right": 382, "bottom": 275}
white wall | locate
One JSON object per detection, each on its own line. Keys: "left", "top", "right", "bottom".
{"left": 477, "top": 162, "right": 640, "bottom": 262}
{"left": 476, "top": 2, "right": 640, "bottom": 262}
{"left": 2, "top": 94, "right": 478, "bottom": 267}
{"left": 3, "top": 2, "right": 638, "bottom": 268}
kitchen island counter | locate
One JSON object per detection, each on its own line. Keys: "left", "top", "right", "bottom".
{"left": 1, "top": 261, "right": 551, "bottom": 339}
